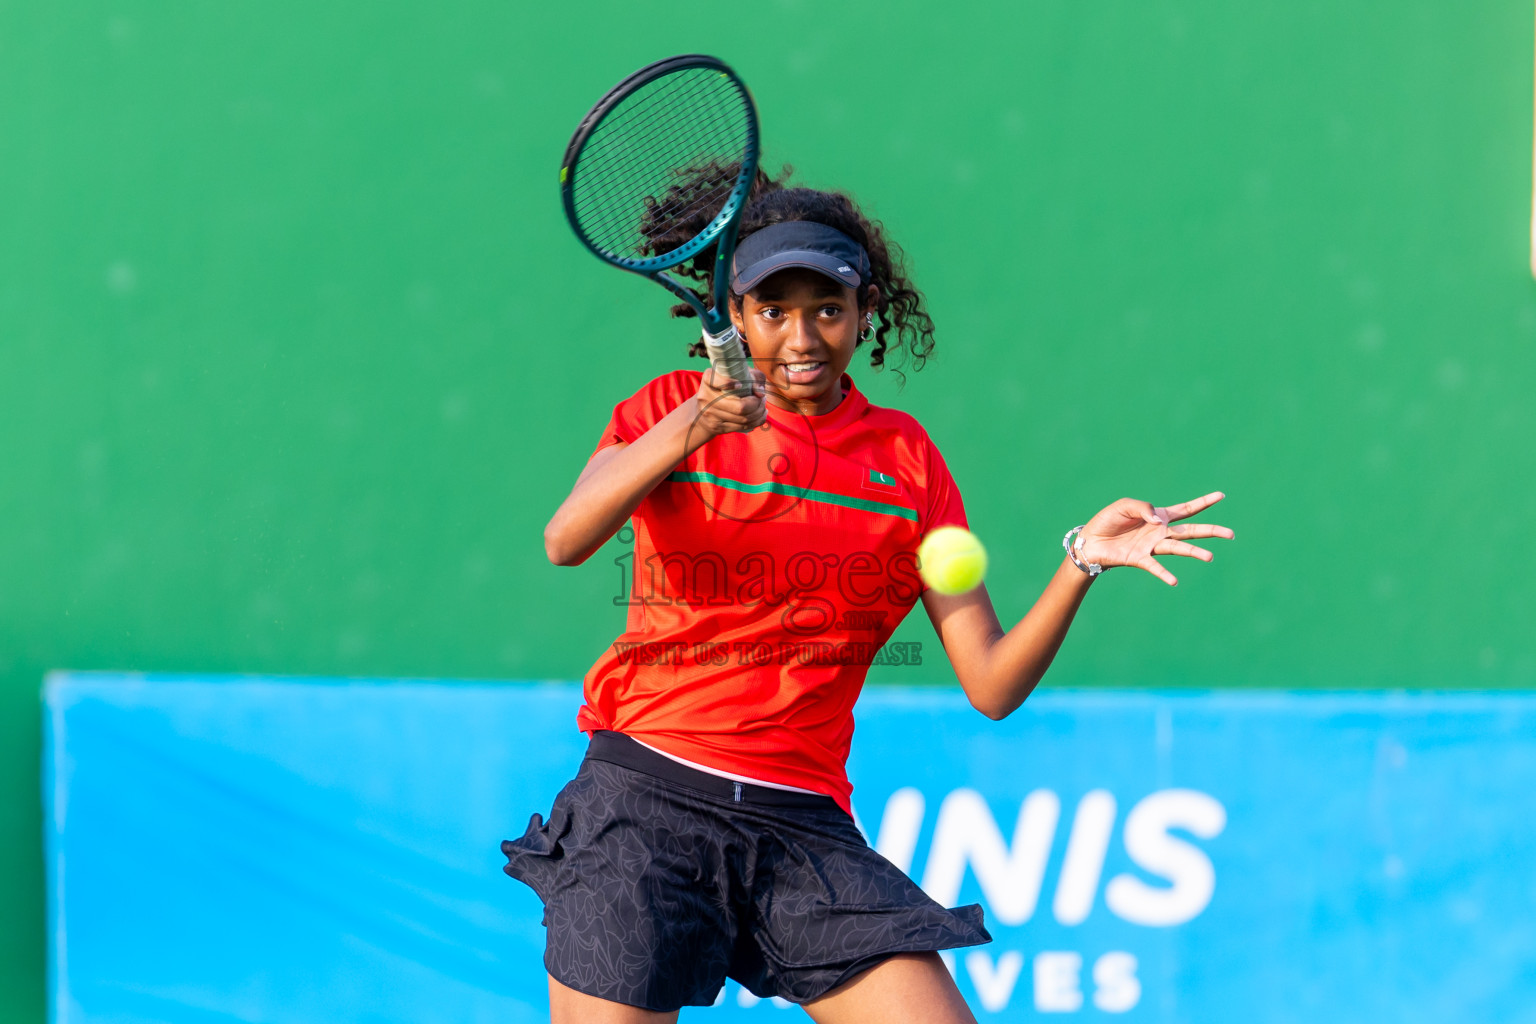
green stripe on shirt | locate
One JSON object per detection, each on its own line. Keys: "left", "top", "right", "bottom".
{"left": 668, "top": 471, "right": 919, "bottom": 522}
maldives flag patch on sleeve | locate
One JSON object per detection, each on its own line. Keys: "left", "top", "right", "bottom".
{"left": 863, "top": 468, "right": 900, "bottom": 493}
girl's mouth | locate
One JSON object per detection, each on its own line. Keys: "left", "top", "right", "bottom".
{"left": 782, "top": 361, "right": 826, "bottom": 385}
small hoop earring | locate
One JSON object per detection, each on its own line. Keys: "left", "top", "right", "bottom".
{"left": 863, "top": 313, "right": 875, "bottom": 341}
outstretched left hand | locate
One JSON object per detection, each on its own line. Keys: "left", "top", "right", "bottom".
{"left": 1077, "top": 491, "right": 1234, "bottom": 586}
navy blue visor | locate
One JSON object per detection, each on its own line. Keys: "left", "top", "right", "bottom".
{"left": 730, "top": 221, "right": 871, "bottom": 295}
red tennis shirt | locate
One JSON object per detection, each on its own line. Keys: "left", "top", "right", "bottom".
{"left": 575, "top": 370, "right": 968, "bottom": 814}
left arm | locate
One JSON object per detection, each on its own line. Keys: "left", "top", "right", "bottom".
{"left": 924, "top": 491, "right": 1234, "bottom": 719}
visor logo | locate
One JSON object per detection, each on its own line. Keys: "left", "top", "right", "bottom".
{"left": 838, "top": 266, "right": 853, "bottom": 274}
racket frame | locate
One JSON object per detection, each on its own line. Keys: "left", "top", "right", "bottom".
{"left": 560, "top": 54, "right": 760, "bottom": 355}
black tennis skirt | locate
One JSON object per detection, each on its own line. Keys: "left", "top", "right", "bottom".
{"left": 501, "top": 730, "right": 990, "bottom": 1011}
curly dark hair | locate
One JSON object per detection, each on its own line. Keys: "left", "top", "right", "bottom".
{"left": 637, "top": 162, "right": 935, "bottom": 375}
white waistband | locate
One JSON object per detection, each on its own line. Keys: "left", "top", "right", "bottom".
{"left": 630, "top": 739, "right": 822, "bottom": 795}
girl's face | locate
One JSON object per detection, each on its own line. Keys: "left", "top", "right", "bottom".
{"left": 731, "top": 268, "right": 878, "bottom": 416}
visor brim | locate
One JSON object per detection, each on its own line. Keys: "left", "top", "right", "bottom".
{"left": 731, "top": 250, "right": 864, "bottom": 295}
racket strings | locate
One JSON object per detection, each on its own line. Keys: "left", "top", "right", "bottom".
{"left": 572, "top": 72, "right": 738, "bottom": 210}
{"left": 570, "top": 66, "right": 751, "bottom": 261}
{"left": 577, "top": 131, "right": 738, "bottom": 248}
{"left": 575, "top": 99, "right": 743, "bottom": 251}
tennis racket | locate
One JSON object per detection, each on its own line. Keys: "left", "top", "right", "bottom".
{"left": 560, "top": 54, "right": 760, "bottom": 390}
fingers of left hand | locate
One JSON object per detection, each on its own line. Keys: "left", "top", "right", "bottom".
{"left": 1163, "top": 491, "right": 1226, "bottom": 521}
{"left": 1136, "top": 555, "right": 1178, "bottom": 586}
{"left": 1167, "top": 522, "right": 1235, "bottom": 541}
{"left": 1153, "top": 539, "right": 1213, "bottom": 562}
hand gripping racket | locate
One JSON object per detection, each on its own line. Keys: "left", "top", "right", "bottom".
{"left": 560, "top": 55, "right": 760, "bottom": 390}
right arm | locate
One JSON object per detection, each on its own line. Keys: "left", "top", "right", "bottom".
{"left": 543, "top": 372, "right": 767, "bottom": 566}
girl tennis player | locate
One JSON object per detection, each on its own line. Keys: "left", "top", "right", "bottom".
{"left": 504, "top": 168, "right": 1233, "bottom": 1022}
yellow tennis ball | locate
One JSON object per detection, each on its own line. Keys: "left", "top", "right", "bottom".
{"left": 917, "top": 526, "right": 988, "bottom": 595}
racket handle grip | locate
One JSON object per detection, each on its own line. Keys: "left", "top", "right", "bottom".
{"left": 702, "top": 325, "right": 754, "bottom": 392}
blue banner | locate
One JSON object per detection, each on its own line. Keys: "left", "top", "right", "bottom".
{"left": 45, "top": 674, "right": 1536, "bottom": 1021}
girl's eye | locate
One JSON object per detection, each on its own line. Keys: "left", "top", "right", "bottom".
{"left": 820, "top": 306, "right": 842, "bottom": 317}
{"left": 760, "top": 307, "right": 782, "bottom": 320}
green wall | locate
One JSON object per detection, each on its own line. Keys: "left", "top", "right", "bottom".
{"left": 4, "top": 0, "right": 1534, "bottom": 1017}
